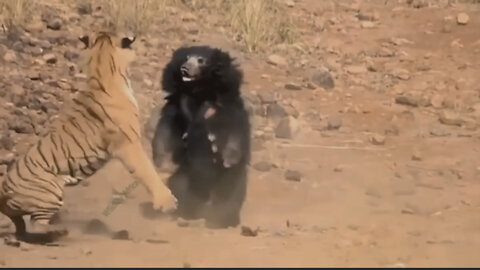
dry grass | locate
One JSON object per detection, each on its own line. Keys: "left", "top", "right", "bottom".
{"left": 101, "top": 0, "right": 170, "bottom": 35}
{"left": 176, "top": 0, "right": 298, "bottom": 52}
{"left": 0, "top": 0, "right": 35, "bottom": 32}
{"left": 97, "top": 0, "right": 296, "bottom": 51}
{"left": 229, "top": 0, "right": 297, "bottom": 52}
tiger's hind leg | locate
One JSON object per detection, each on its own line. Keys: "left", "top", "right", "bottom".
{"left": 22, "top": 213, "right": 68, "bottom": 244}
{"left": 113, "top": 142, "right": 177, "bottom": 213}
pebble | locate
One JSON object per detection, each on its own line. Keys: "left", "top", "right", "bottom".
{"left": 312, "top": 69, "right": 335, "bottom": 90}
{"left": 439, "top": 110, "right": 464, "bottom": 126}
{"left": 412, "top": 149, "right": 422, "bottom": 161}
{"left": 334, "top": 165, "right": 345, "bottom": 172}
{"left": 392, "top": 68, "right": 410, "bottom": 80}
{"left": 358, "top": 9, "right": 380, "bottom": 21}
{"left": 111, "top": 230, "right": 130, "bottom": 240}
{"left": 43, "top": 53, "right": 57, "bottom": 64}
{"left": 370, "top": 134, "right": 386, "bottom": 145}
{"left": 47, "top": 18, "right": 62, "bottom": 30}
{"left": 240, "top": 226, "right": 258, "bottom": 237}
{"left": 285, "top": 82, "right": 302, "bottom": 91}
{"left": 457, "top": 13, "right": 469, "bottom": 25}
{"left": 4, "top": 237, "right": 20, "bottom": 248}
{"left": 77, "top": 2, "right": 93, "bottom": 15}
{"left": 346, "top": 65, "right": 367, "bottom": 74}
{"left": 146, "top": 238, "right": 169, "bottom": 244}
{"left": 0, "top": 135, "right": 14, "bottom": 151}
{"left": 395, "top": 95, "right": 420, "bottom": 107}
{"left": 285, "top": 0, "right": 295, "bottom": 8}
{"left": 285, "top": 170, "right": 302, "bottom": 182}
{"left": 274, "top": 118, "right": 292, "bottom": 139}
{"left": 267, "top": 55, "right": 287, "bottom": 67}
{"left": 430, "top": 94, "right": 444, "bottom": 109}
{"left": 3, "top": 51, "right": 17, "bottom": 63}
{"left": 327, "top": 115, "right": 342, "bottom": 130}
{"left": 253, "top": 161, "right": 273, "bottom": 172}
{"left": 83, "top": 219, "right": 110, "bottom": 235}
{"left": 361, "top": 21, "right": 375, "bottom": 28}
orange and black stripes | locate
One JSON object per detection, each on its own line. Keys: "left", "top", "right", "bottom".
{"left": 0, "top": 32, "right": 145, "bottom": 238}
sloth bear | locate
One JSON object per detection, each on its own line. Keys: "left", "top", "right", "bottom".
{"left": 152, "top": 46, "right": 251, "bottom": 228}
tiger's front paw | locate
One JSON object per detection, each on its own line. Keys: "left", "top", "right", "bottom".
{"left": 152, "top": 190, "right": 177, "bottom": 213}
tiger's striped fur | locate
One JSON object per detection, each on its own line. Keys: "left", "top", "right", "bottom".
{"left": 0, "top": 32, "right": 177, "bottom": 241}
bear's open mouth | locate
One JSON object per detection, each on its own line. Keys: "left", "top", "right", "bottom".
{"left": 181, "top": 68, "right": 196, "bottom": 82}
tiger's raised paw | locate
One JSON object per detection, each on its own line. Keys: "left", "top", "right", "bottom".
{"left": 152, "top": 191, "right": 177, "bottom": 213}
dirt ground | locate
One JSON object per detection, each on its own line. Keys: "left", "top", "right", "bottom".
{"left": 0, "top": 0, "right": 480, "bottom": 267}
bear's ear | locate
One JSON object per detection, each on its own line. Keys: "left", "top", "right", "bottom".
{"left": 79, "top": 35, "right": 90, "bottom": 49}
{"left": 211, "top": 49, "right": 232, "bottom": 75}
{"left": 121, "top": 36, "right": 136, "bottom": 49}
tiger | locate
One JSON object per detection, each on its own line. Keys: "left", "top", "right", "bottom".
{"left": 0, "top": 31, "right": 177, "bottom": 243}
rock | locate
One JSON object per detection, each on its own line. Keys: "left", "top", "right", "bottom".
{"left": 266, "top": 103, "right": 287, "bottom": 120}
{"left": 8, "top": 118, "right": 34, "bottom": 134}
{"left": 41, "top": 102, "right": 59, "bottom": 113}
{"left": 285, "top": 82, "right": 302, "bottom": 91}
{"left": 37, "top": 40, "right": 52, "bottom": 50}
{"left": 257, "top": 92, "right": 275, "bottom": 104}
{"left": 24, "top": 47, "right": 43, "bottom": 56}
{"left": 412, "top": 149, "right": 422, "bottom": 161}
{"left": 240, "top": 226, "right": 258, "bottom": 237}
{"left": 275, "top": 118, "right": 292, "bottom": 139}
{"left": 27, "top": 70, "right": 41, "bottom": 80}
{"left": 0, "top": 135, "right": 14, "bottom": 151}
{"left": 395, "top": 94, "right": 421, "bottom": 107}
{"left": 0, "top": 151, "right": 15, "bottom": 166}
{"left": 267, "top": 55, "right": 287, "bottom": 67}
{"left": 285, "top": 0, "right": 295, "bottom": 7}
{"left": 457, "top": 13, "right": 469, "bottom": 25}
{"left": 77, "top": 2, "right": 93, "bottom": 15}
{"left": 361, "top": 21, "right": 375, "bottom": 28}
{"left": 4, "top": 237, "right": 20, "bottom": 248}
{"left": 144, "top": 78, "right": 153, "bottom": 87}
{"left": 47, "top": 18, "right": 63, "bottom": 30}
{"left": 334, "top": 165, "right": 344, "bottom": 172}
{"left": 345, "top": 65, "right": 367, "bottom": 74}
{"left": 253, "top": 161, "right": 273, "bottom": 172}
{"left": 370, "top": 134, "right": 386, "bottom": 145}
{"left": 378, "top": 47, "right": 395, "bottom": 57}
{"left": 182, "top": 12, "right": 197, "bottom": 22}
{"left": 439, "top": 110, "right": 465, "bottom": 127}
{"left": 3, "top": 50, "right": 17, "bottom": 63}
{"left": 53, "top": 80, "right": 72, "bottom": 91}
{"left": 392, "top": 68, "right": 410, "bottom": 80}
{"left": 43, "top": 53, "right": 57, "bottom": 64}
{"left": 385, "top": 124, "right": 400, "bottom": 136}
{"left": 81, "top": 248, "right": 92, "bottom": 256}
{"left": 146, "top": 238, "right": 169, "bottom": 244}
{"left": 327, "top": 115, "right": 342, "bottom": 130}
{"left": 83, "top": 219, "right": 110, "bottom": 235}
{"left": 429, "top": 128, "right": 451, "bottom": 137}
{"left": 64, "top": 50, "right": 79, "bottom": 61}
{"left": 430, "top": 94, "right": 444, "bottom": 109}
{"left": 311, "top": 70, "right": 334, "bottom": 90}
{"left": 285, "top": 170, "right": 302, "bottom": 182}
{"left": 358, "top": 9, "right": 380, "bottom": 21}
{"left": 111, "top": 230, "right": 130, "bottom": 240}
{"left": 408, "top": 0, "right": 428, "bottom": 8}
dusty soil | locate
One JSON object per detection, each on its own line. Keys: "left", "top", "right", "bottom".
{"left": 1, "top": 0, "right": 480, "bottom": 267}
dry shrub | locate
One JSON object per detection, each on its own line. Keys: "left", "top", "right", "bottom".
{"left": 101, "top": 0, "right": 170, "bottom": 35}
{"left": 175, "top": 0, "right": 298, "bottom": 52}
{"left": 228, "top": 0, "right": 297, "bottom": 52}
{"left": 0, "top": 0, "right": 35, "bottom": 32}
